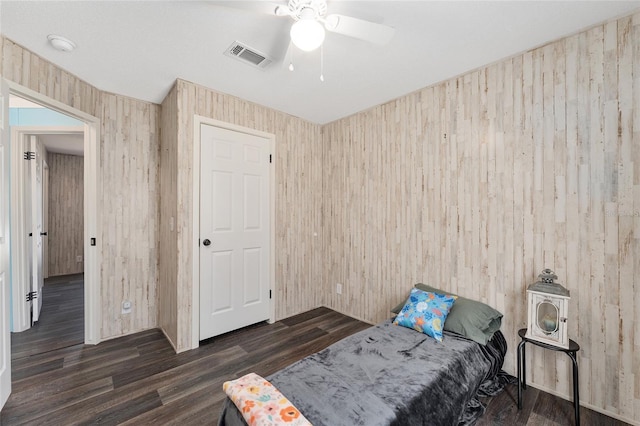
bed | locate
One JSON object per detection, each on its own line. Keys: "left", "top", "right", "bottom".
{"left": 218, "top": 284, "right": 510, "bottom": 426}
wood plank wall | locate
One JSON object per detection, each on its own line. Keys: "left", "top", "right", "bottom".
{"left": 100, "top": 92, "right": 160, "bottom": 338}
{"left": 170, "top": 79, "right": 323, "bottom": 351}
{"left": 0, "top": 37, "right": 161, "bottom": 340}
{"left": 321, "top": 13, "right": 640, "bottom": 423}
{"left": 47, "top": 152, "right": 84, "bottom": 276}
{"left": 158, "top": 83, "right": 179, "bottom": 347}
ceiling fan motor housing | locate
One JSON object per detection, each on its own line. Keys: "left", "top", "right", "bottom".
{"left": 288, "top": 0, "right": 327, "bottom": 20}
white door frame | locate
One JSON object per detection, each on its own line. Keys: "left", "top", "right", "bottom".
{"left": 8, "top": 81, "right": 101, "bottom": 345}
{"left": 10, "top": 126, "right": 83, "bottom": 331}
{"left": 1, "top": 76, "right": 12, "bottom": 411}
{"left": 191, "top": 115, "right": 275, "bottom": 350}
{"left": 43, "top": 160, "right": 49, "bottom": 279}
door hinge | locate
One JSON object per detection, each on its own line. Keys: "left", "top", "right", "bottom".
{"left": 23, "top": 151, "right": 36, "bottom": 160}
{"left": 269, "top": 154, "right": 272, "bottom": 163}
{"left": 26, "top": 291, "right": 38, "bottom": 302}
{"left": 269, "top": 290, "right": 272, "bottom": 299}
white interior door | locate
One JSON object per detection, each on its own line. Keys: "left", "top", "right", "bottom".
{"left": 199, "top": 124, "right": 271, "bottom": 340}
{"left": 1, "top": 77, "right": 13, "bottom": 410}
{"left": 30, "top": 135, "right": 44, "bottom": 322}
{"left": 9, "top": 129, "right": 30, "bottom": 331}
{"left": 23, "top": 138, "right": 34, "bottom": 325}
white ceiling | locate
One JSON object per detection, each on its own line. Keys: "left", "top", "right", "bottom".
{"left": 1, "top": 1, "right": 639, "bottom": 124}
{"left": 39, "top": 133, "right": 85, "bottom": 157}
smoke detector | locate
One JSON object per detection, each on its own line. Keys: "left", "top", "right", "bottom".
{"left": 47, "top": 35, "right": 76, "bottom": 52}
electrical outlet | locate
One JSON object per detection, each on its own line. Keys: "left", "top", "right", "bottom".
{"left": 122, "top": 300, "right": 132, "bottom": 314}
{"left": 336, "top": 283, "right": 342, "bottom": 295}
{"left": 76, "top": 255, "right": 83, "bottom": 263}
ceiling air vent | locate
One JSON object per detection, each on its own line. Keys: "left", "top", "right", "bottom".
{"left": 224, "top": 41, "right": 273, "bottom": 69}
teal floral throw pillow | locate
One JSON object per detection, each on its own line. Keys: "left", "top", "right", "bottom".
{"left": 393, "top": 288, "right": 457, "bottom": 342}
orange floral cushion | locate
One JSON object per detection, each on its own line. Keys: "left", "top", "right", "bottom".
{"left": 223, "top": 373, "right": 312, "bottom": 426}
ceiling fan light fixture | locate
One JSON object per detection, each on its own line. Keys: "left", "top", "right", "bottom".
{"left": 290, "top": 18, "right": 325, "bottom": 52}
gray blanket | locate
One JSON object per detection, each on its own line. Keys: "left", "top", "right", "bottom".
{"left": 218, "top": 320, "right": 508, "bottom": 426}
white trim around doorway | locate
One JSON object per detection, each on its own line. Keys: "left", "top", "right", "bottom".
{"left": 8, "top": 81, "right": 102, "bottom": 345}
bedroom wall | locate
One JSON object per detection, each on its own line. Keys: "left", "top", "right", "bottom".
{"left": 48, "top": 153, "right": 84, "bottom": 276}
{"left": 322, "top": 12, "right": 640, "bottom": 424}
{"left": 1, "top": 37, "right": 161, "bottom": 339}
{"left": 167, "top": 79, "right": 323, "bottom": 352}
{"left": 100, "top": 92, "right": 159, "bottom": 337}
{"left": 158, "top": 83, "right": 179, "bottom": 347}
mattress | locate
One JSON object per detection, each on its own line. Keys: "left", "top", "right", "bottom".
{"left": 218, "top": 319, "right": 508, "bottom": 426}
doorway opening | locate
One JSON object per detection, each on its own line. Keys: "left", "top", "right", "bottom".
{"left": 6, "top": 81, "right": 101, "bottom": 350}
{"left": 9, "top": 95, "right": 87, "bottom": 356}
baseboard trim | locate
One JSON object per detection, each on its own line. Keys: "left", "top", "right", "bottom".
{"left": 317, "top": 305, "right": 377, "bottom": 326}
{"left": 159, "top": 326, "right": 180, "bottom": 353}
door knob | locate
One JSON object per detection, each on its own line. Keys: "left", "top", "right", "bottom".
{"left": 202, "top": 239, "right": 211, "bottom": 246}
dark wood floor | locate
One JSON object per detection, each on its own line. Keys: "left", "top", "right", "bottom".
{"left": 10, "top": 273, "right": 84, "bottom": 361}
{"left": 1, "top": 278, "right": 630, "bottom": 425}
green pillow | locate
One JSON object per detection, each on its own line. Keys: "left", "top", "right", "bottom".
{"left": 391, "top": 283, "right": 502, "bottom": 345}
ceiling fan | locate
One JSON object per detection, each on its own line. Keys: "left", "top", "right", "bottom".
{"left": 262, "top": 0, "right": 396, "bottom": 52}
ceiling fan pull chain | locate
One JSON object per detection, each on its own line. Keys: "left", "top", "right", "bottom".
{"left": 288, "top": 41, "right": 295, "bottom": 71}
{"left": 320, "top": 44, "right": 325, "bottom": 82}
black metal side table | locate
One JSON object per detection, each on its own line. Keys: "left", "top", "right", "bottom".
{"left": 517, "top": 328, "right": 580, "bottom": 426}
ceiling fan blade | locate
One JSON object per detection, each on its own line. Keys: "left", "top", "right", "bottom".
{"left": 214, "top": 1, "right": 290, "bottom": 17}
{"left": 274, "top": 4, "right": 295, "bottom": 17}
{"left": 324, "top": 14, "right": 395, "bottom": 46}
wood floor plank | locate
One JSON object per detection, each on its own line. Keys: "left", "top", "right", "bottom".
{"left": 237, "top": 321, "right": 328, "bottom": 353}
{"left": 111, "top": 343, "right": 247, "bottom": 389}
{"left": 2, "top": 378, "right": 114, "bottom": 425}
{"left": 30, "top": 391, "right": 163, "bottom": 426}
{"left": 531, "top": 391, "right": 577, "bottom": 425}
{"left": 1, "top": 278, "right": 630, "bottom": 426}
{"left": 117, "top": 384, "right": 218, "bottom": 426}
{"left": 10, "top": 344, "right": 147, "bottom": 394}
{"left": 10, "top": 357, "right": 63, "bottom": 382}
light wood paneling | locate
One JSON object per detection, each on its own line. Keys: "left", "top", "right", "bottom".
{"left": 47, "top": 153, "right": 84, "bottom": 276}
{"left": 321, "top": 12, "right": 640, "bottom": 423}
{"left": 1, "top": 37, "right": 161, "bottom": 340}
{"left": 167, "top": 79, "right": 323, "bottom": 351}
{"left": 158, "top": 83, "right": 178, "bottom": 347}
{"left": 100, "top": 92, "right": 160, "bottom": 338}
{"left": 0, "top": 38, "right": 100, "bottom": 118}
